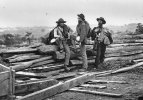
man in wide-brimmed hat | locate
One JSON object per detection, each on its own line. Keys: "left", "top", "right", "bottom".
{"left": 49, "top": 18, "right": 73, "bottom": 71}
{"left": 76, "top": 13, "right": 91, "bottom": 71}
{"left": 56, "top": 18, "right": 66, "bottom": 23}
{"left": 96, "top": 17, "right": 106, "bottom": 25}
{"left": 91, "top": 17, "right": 113, "bottom": 69}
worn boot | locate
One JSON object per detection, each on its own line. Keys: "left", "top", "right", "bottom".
{"left": 59, "top": 49, "right": 64, "bottom": 53}
{"left": 64, "top": 65, "right": 70, "bottom": 72}
{"left": 79, "top": 67, "right": 87, "bottom": 72}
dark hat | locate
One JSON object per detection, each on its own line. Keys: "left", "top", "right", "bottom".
{"left": 56, "top": 18, "right": 66, "bottom": 23}
{"left": 97, "top": 17, "right": 106, "bottom": 24}
{"left": 77, "top": 13, "right": 85, "bottom": 20}
{"left": 26, "top": 32, "right": 32, "bottom": 36}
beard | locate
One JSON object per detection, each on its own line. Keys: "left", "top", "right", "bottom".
{"left": 78, "top": 20, "right": 82, "bottom": 24}
{"left": 98, "top": 23, "right": 103, "bottom": 28}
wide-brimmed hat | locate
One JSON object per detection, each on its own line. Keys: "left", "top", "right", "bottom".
{"left": 26, "top": 32, "right": 32, "bottom": 36}
{"left": 77, "top": 13, "right": 85, "bottom": 20}
{"left": 97, "top": 17, "right": 106, "bottom": 24}
{"left": 56, "top": 18, "right": 66, "bottom": 23}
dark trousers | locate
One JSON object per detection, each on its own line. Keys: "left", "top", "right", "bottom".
{"left": 27, "top": 38, "right": 31, "bottom": 45}
{"left": 94, "top": 41, "right": 106, "bottom": 67}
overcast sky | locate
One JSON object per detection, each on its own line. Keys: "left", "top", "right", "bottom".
{"left": 0, "top": 0, "right": 143, "bottom": 27}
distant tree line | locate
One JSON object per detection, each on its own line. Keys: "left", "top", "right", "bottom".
{"left": 0, "top": 33, "right": 35, "bottom": 46}
{"left": 136, "top": 23, "right": 143, "bottom": 34}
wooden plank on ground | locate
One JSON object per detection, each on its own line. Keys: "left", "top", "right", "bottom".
{"left": 5, "top": 53, "right": 35, "bottom": 62}
{"left": 11, "top": 56, "right": 53, "bottom": 71}
{"left": 18, "top": 72, "right": 100, "bottom": 100}
{"left": 31, "top": 64, "right": 64, "bottom": 72}
{"left": 0, "top": 64, "right": 10, "bottom": 72}
{"left": 94, "top": 62, "right": 143, "bottom": 77}
{"left": 51, "top": 72, "right": 76, "bottom": 80}
{"left": 88, "top": 80, "right": 128, "bottom": 84}
{"left": 133, "top": 59, "right": 143, "bottom": 63}
{"left": 106, "top": 45, "right": 143, "bottom": 53}
{"left": 106, "top": 53, "right": 143, "bottom": 63}
{"left": 69, "top": 87, "right": 122, "bottom": 97}
{"left": 111, "top": 62, "right": 143, "bottom": 74}
{"left": 30, "top": 59, "right": 55, "bottom": 68}
{"left": 109, "top": 43, "right": 143, "bottom": 47}
{"left": 106, "top": 50, "right": 143, "bottom": 58}
{"left": 0, "top": 48, "right": 37, "bottom": 54}
{"left": 79, "top": 84, "right": 107, "bottom": 89}
{"left": 35, "top": 66, "right": 77, "bottom": 78}
{"left": 16, "top": 71, "right": 47, "bottom": 78}
{"left": 8, "top": 55, "right": 41, "bottom": 63}
{"left": 15, "top": 79, "right": 59, "bottom": 94}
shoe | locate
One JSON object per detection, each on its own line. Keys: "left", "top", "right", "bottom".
{"left": 100, "top": 59, "right": 104, "bottom": 63}
{"left": 93, "top": 63, "right": 98, "bottom": 69}
{"left": 64, "top": 65, "right": 70, "bottom": 72}
{"left": 59, "top": 49, "right": 64, "bottom": 53}
{"left": 79, "top": 68, "right": 87, "bottom": 72}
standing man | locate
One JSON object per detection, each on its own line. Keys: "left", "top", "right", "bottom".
{"left": 91, "top": 17, "right": 113, "bottom": 68}
{"left": 76, "top": 14, "right": 90, "bottom": 71}
{"left": 52, "top": 18, "right": 73, "bottom": 71}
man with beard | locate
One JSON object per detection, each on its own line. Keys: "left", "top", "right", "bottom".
{"left": 91, "top": 17, "right": 113, "bottom": 68}
{"left": 76, "top": 14, "right": 91, "bottom": 71}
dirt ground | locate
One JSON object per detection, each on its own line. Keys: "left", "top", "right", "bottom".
{"left": 47, "top": 64, "right": 143, "bottom": 100}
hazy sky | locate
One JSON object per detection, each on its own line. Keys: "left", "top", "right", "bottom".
{"left": 0, "top": 0, "right": 143, "bottom": 27}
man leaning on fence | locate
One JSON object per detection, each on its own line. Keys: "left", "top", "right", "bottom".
{"left": 50, "top": 18, "right": 73, "bottom": 71}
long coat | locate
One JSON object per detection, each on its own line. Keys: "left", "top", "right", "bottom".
{"left": 76, "top": 21, "right": 90, "bottom": 44}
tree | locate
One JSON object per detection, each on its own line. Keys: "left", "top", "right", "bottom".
{"left": 135, "top": 23, "right": 143, "bottom": 34}
{"left": 3, "top": 34, "right": 14, "bottom": 46}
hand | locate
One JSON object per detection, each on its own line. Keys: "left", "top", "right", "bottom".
{"left": 79, "top": 42, "right": 81, "bottom": 46}
{"left": 59, "top": 37, "right": 64, "bottom": 40}
{"left": 76, "top": 36, "right": 80, "bottom": 42}
{"left": 97, "top": 38, "right": 102, "bottom": 43}
{"left": 50, "top": 38, "right": 56, "bottom": 43}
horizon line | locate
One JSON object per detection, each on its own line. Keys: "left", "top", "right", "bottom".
{"left": 0, "top": 22, "right": 140, "bottom": 28}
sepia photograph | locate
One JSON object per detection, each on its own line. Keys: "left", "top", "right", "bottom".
{"left": 0, "top": 0, "right": 143, "bottom": 100}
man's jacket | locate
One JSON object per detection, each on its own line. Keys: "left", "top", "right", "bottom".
{"left": 91, "top": 27, "right": 113, "bottom": 45}
{"left": 76, "top": 21, "right": 90, "bottom": 44}
{"left": 53, "top": 24, "right": 73, "bottom": 39}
